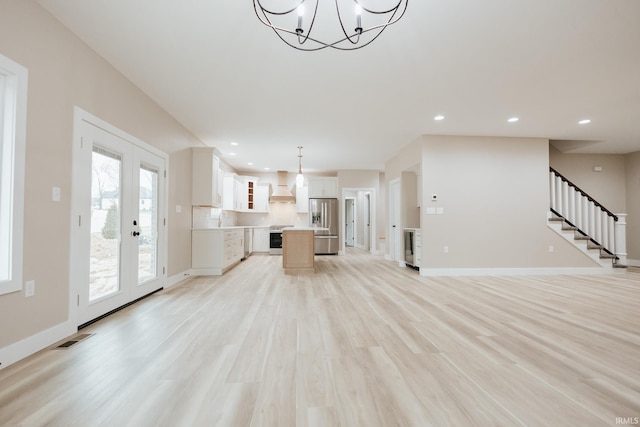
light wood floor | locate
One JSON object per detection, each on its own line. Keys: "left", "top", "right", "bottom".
{"left": 1, "top": 249, "right": 639, "bottom": 426}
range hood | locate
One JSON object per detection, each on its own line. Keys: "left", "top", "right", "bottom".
{"left": 270, "top": 171, "right": 295, "bottom": 203}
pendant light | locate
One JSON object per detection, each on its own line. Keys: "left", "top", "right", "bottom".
{"left": 296, "top": 146, "right": 304, "bottom": 188}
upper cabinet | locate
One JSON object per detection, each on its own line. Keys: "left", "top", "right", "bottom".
{"left": 192, "top": 147, "right": 223, "bottom": 207}
{"left": 223, "top": 174, "right": 269, "bottom": 212}
{"left": 222, "top": 173, "right": 240, "bottom": 211}
{"left": 307, "top": 177, "right": 338, "bottom": 198}
{"left": 255, "top": 183, "right": 271, "bottom": 213}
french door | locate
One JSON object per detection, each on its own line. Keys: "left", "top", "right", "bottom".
{"left": 71, "top": 113, "right": 166, "bottom": 326}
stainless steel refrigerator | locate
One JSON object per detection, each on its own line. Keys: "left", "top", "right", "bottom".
{"left": 309, "top": 198, "right": 339, "bottom": 255}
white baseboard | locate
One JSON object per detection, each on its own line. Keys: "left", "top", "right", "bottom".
{"left": 626, "top": 259, "right": 640, "bottom": 267}
{"left": 0, "top": 320, "right": 76, "bottom": 371}
{"left": 165, "top": 269, "right": 195, "bottom": 289}
{"left": 419, "top": 267, "right": 625, "bottom": 277}
{"left": 0, "top": 269, "right": 195, "bottom": 371}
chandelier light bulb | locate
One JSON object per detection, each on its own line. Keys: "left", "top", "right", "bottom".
{"left": 296, "top": 5, "right": 304, "bottom": 33}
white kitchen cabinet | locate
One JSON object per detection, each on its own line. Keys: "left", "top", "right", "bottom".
{"left": 222, "top": 173, "right": 241, "bottom": 211}
{"left": 254, "top": 183, "right": 270, "bottom": 212}
{"left": 252, "top": 227, "right": 270, "bottom": 252}
{"left": 223, "top": 174, "right": 265, "bottom": 212}
{"left": 296, "top": 185, "right": 308, "bottom": 212}
{"left": 307, "top": 177, "right": 338, "bottom": 198}
{"left": 192, "top": 228, "right": 244, "bottom": 275}
{"left": 192, "top": 148, "right": 223, "bottom": 207}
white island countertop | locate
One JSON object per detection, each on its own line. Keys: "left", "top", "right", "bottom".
{"left": 282, "top": 227, "right": 329, "bottom": 231}
{"left": 192, "top": 225, "right": 270, "bottom": 231}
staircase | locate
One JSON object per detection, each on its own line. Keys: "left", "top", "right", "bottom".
{"left": 548, "top": 167, "right": 627, "bottom": 268}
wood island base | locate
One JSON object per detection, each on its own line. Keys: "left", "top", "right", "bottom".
{"left": 282, "top": 228, "right": 315, "bottom": 275}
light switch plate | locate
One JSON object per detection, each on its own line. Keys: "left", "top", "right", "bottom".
{"left": 52, "top": 186, "right": 61, "bottom": 202}
{"left": 176, "top": 205, "right": 182, "bottom": 213}
{"left": 25, "top": 280, "right": 35, "bottom": 297}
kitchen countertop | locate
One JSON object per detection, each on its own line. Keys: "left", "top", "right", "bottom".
{"left": 282, "top": 226, "right": 328, "bottom": 231}
{"left": 192, "top": 225, "right": 270, "bottom": 231}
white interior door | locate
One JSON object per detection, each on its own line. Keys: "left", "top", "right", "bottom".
{"left": 345, "top": 198, "right": 355, "bottom": 247}
{"left": 389, "top": 179, "right": 401, "bottom": 262}
{"left": 71, "top": 115, "right": 166, "bottom": 326}
{"left": 364, "top": 192, "right": 371, "bottom": 251}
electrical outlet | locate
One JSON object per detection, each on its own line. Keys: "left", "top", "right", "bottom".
{"left": 548, "top": 245, "right": 554, "bottom": 253}
{"left": 25, "top": 280, "right": 35, "bottom": 297}
{"left": 444, "top": 246, "right": 449, "bottom": 253}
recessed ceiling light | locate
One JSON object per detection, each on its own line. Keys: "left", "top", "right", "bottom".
{"left": 508, "top": 117, "right": 519, "bottom": 123}
{"left": 434, "top": 115, "right": 445, "bottom": 121}
{"left": 578, "top": 119, "right": 591, "bottom": 125}
{"left": 264, "top": 167, "right": 270, "bottom": 171}
{"left": 228, "top": 152, "right": 236, "bottom": 156}
{"left": 248, "top": 162, "right": 254, "bottom": 166}
{"left": 230, "top": 142, "right": 239, "bottom": 146}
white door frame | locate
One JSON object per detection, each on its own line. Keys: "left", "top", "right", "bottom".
{"left": 341, "top": 187, "right": 376, "bottom": 255}
{"left": 69, "top": 107, "right": 168, "bottom": 327}
{"left": 345, "top": 197, "right": 355, "bottom": 247}
{"left": 388, "top": 178, "right": 402, "bottom": 263}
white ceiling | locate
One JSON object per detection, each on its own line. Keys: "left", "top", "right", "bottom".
{"left": 37, "top": 0, "right": 640, "bottom": 173}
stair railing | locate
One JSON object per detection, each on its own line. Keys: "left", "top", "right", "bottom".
{"left": 549, "top": 167, "right": 627, "bottom": 264}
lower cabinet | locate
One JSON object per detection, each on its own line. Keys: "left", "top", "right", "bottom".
{"left": 252, "top": 227, "right": 270, "bottom": 252}
{"left": 192, "top": 228, "right": 244, "bottom": 275}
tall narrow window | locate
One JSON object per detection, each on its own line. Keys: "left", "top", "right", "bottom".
{"left": 0, "top": 53, "right": 28, "bottom": 295}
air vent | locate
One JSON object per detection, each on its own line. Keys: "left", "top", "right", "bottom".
{"left": 54, "top": 333, "right": 93, "bottom": 349}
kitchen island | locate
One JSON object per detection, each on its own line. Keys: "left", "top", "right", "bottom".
{"left": 282, "top": 227, "right": 316, "bottom": 275}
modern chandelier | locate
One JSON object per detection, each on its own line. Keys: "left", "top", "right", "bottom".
{"left": 253, "top": 0, "right": 408, "bottom": 51}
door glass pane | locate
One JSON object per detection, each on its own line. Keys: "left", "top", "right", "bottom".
{"left": 138, "top": 164, "right": 158, "bottom": 284}
{"left": 90, "top": 148, "right": 121, "bottom": 301}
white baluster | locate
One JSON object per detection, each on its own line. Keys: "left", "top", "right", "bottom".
{"left": 556, "top": 176, "right": 564, "bottom": 216}
{"left": 549, "top": 172, "right": 556, "bottom": 212}
{"left": 568, "top": 186, "right": 576, "bottom": 224}
{"left": 608, "top": 215, "right": 616, "bottom": 253}
{"left": 589, "top": 202, "right": 596, "bottom": 241}
{"left": 562, "top": 181, "right": 569, "bottom": 218}
{"left": 583, "top": 198, "right": 589, "bottom": 236}
{"left": 615, "top": 214, "right": 627, "bottom": 264}
{"left": 600, "top": 210, "right": 608, "bottom": 251}
{"left": 575, "top": 193, "right": 582, "bottom": 230}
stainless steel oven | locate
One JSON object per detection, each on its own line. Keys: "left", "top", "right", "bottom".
{"left": 269, "top": 225, "right": 292, "bottom": 255}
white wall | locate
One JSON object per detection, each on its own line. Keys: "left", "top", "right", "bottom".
{"left": 0, "top": 0, "right": 201, "bottom": 353}
{"left": 625, "top": 152, "right": 640, "bottom": 265}
{"left": 387, "top": 135, "right": 599, "bottom": 271}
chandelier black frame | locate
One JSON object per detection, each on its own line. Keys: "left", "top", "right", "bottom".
{"left": 253, "top": 0, "right": 408, "bottom": 51}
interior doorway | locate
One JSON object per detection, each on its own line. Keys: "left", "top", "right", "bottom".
{"left": 345, "top": 198, "right": 355, "bottom": 247}
{"left": 341, "top": 188, "right": 376, "bottom": 255}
